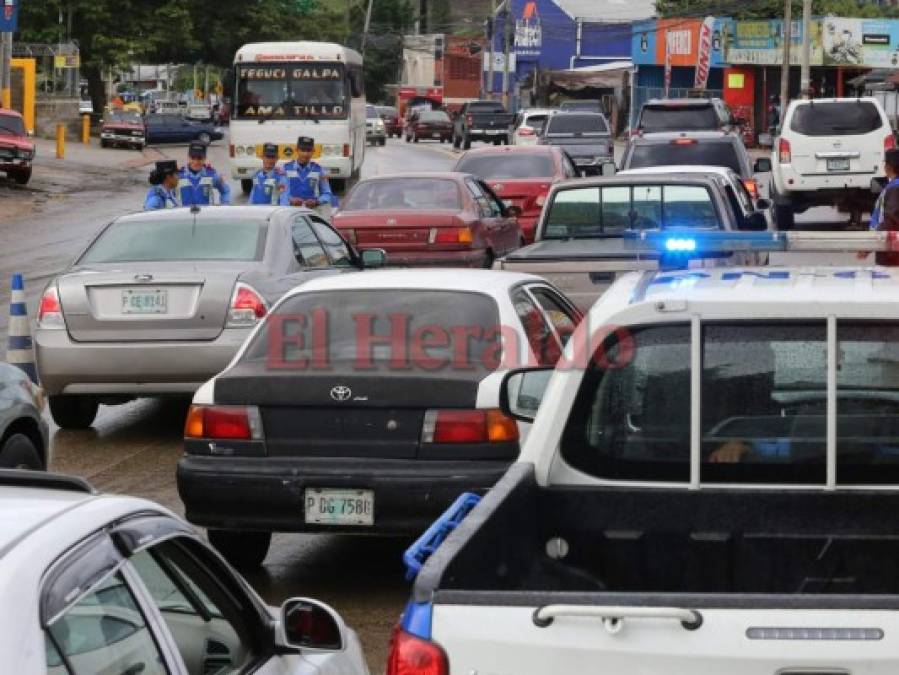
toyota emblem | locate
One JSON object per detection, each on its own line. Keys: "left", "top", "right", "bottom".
{"left": 330, "top": 385, "right": 352, "bottom": 401}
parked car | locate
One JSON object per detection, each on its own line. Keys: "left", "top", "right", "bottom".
{"left": 333, "top": 173, "right": 523, "bottom": 267}
{"left": 100, "top": 109, "right": 146, "bottom": 150}
{"left": 0, "top": 469, "right": 369, "bottom": 673}
{"left": 512, "top": 108, "right": 556, "bottom": 146}
{"left": 405, "top": 109, "right": 453, "bottom": 143}
{"left": 454, "top": 145, "right": 579, "bottom": 243}
{"left": 377, "top": 105, "right": 402, "bottom": 137}
{"left": 0, "top": 108, "right": 34, "bottom": 185}
{"left": 539, "top": 111, "right": 613, "bottom": 175}
{"left": 495, "top": 172, "right": 769, "bottom": 308}
{"left": 771, "top": 97, "right": 892, "bottom": 230}
{"left": 144, "top": 113, "right": 223, "bottom": 145}
{"left": 452, "top": 100, "right": 516, "bottom": 149}
{"left": 150, "top": 99, "right": 181, "bottom": 115}
{"left": 620, "top": 131, "right": 771, "bottom": 205}
{"left": 178, "top": 269, "right": 581, "bottom": 567}
{"left": 186, "top": 102, "right": 214, "bottom": 122}
{"left": 0, "top": 362, "right": 48, "bottom": 470}
{"left": 35, "top": 206, "right": 387, "bottom": 429}
{"left": 366, "top": 104, "right": 387, "bottom": 146}
{"left": 634, "top": 97, "right": 737, "bottom": 135}
{"left": 559, "top": 99, "right": 603, "bottom": 113}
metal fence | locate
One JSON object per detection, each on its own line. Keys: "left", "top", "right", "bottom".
{"left": 12, "top": 42, "right": 81, "bottom": 98}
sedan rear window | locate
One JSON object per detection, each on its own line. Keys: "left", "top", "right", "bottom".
{"left": 418, "top": 111, "right": 451, "bottom": 123}
{"left": 545, "top": 114, "right": 609, "bottom": 135}
{"left": 80, "top": 219, "right": 266, "bottom": 263}
{"left": 456, "top": 153, "right": 555, "bottom": 179}
{"left": 626, "top": 141, "right": 742, "bottom": 174}
{"left": 790, "top": 101, "right": 883, "bottom": 136}
{"left": 343, "top": 178, "right": 461, "bottom": 211}
{"left": 639, "top": 105, "right": 720, "bottom": 132}
{"left": 243, "top": 290, "right": 503, "bottom": 371}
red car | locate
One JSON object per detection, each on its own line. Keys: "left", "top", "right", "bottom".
{"left": 404, "top": 109, "right": 453, "bottom": 144}
{"left": 453, "top": 145, "right": 579, "bottom": 243}
{"left": 377, "top": 105, "right": 402, "bottom": 138}
{"left": 100, "top": 109, "right": 146, "bottom": 150}
{"left": 333, "top": 172, "right": 523, "bottom": 268}
{"left": 0, "top": 108, "right": 35, "bottom": 185}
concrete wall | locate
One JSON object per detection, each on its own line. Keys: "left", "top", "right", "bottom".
{"left": 34, "top": 97, "right": 81, "bottom": 139}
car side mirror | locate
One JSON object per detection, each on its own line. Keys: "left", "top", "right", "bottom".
{"left": 360, "top": 248, "right": 387, "bottom": 269}
{"left": 600, "top": 161, "right": 617, "bottom": 177}
{"left": 743, "top": 211, "right": 769, "bottom": 231}
{"left": 506, "top": 204, "right": 523, "bottom": 218}
{"left": 279, "top": 598, "right": 345, "bottom": 652}
{"left": 500, "top": 367, "right": 554, "bottom": 423}
{"left": 755, "top": 198, "right": 772, "bottom": 210}
{"left": 872, "top": 176, "right": 888, "bottom": 196}
{"left": 753, "top": 158, "right": 772, "bottom": 173}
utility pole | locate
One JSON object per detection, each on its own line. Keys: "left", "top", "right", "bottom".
{"left": 501, "top": 3, "right": 511, "bottom": 109}
{"left": 361, "top": 0, "right": 374, "bottom": 54}
{"left": 800, "top": 0, "right": 812, "bottom": 98}
{"left": 779, "top": 0, "right": 792, "bottom": 117}
{"left": 204, "top": 65, "right": 210, "bottom": 101}
{"left": 486, "top": 0, "right": 496, "bottom": 100}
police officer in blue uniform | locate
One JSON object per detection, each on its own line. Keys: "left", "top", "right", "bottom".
{"left": 249, "top": 143, "right": 289, "bottom": 205}
{"left": 177, "top": 141, "right": 231, "bottom": 206}
{"left": 283, "top": 136, "right": 336, "bottom": 217}
{"left": 143, "top": 160, "right": 180, "bottom": 210}
{"left": 865, "top": 148, "right": 899, "bottom": 265}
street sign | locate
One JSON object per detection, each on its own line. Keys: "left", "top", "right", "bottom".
{"left": 0, "top": 0, "right": 19, "bottom": 32}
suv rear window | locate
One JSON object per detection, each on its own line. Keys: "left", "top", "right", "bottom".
{"left": 626, "top": 140, "right": 742, "bottom": 174}
{"left": 545, "top": 114, "right": 609, "bottom": 135}
{"left": 639, "top": 105, "right": 720, "bottom": 132}
{"left": 790, "top": 101, "right": 883, "bottom": 136}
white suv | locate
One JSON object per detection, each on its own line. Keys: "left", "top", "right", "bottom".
{"left": 771, "top": 97, "right": 892, "bottom": 229}
{"left": 2, "top": 470, "right": 368, "bottom": 675}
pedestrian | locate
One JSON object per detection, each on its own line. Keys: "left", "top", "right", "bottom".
{"left": 177, "top": 141, "right": 231, "bottom": 207}
{"left": 861, "top": 148, "right": 899, "bottom": 265}
{"left": 249, "top": 143, "right": 289, "bottom": 205}
{"left": 143, "top": 160, "right": 180, "bottom": 210}
{"left": 767, "top": 95, "right": 780, "bottom": 134}
{"left": 283, "top": 136, "right": 337, "bottom": 218}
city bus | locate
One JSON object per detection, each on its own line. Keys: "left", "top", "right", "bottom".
{"left": 230, "top": 41, "right": 366, "bottom": 194}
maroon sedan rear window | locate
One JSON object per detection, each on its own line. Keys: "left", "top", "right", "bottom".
{"left": 456, "top": 154, "right": 554, "bottom": 180}
{"left": 343, "top": 178, "right": 461, "bottom": 211}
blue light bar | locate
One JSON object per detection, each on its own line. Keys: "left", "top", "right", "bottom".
{"left": 624, "top": 229, "right": 787, "bottom": 254}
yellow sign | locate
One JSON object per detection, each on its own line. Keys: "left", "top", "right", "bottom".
{"left": 54, "top": 54, "right": 80, "bottom": 69}
{"left": 727, "top": 73, "right": 745, "bottom": 89}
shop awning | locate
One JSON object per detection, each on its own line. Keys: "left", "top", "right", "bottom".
{"left": 539, "top": 61, "right": 633, "bottom": 91}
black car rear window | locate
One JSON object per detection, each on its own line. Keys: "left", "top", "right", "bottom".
{"left": 626, "top": 141, "right": 742, "bottom": 174}
{"left": 790, "top": 101, "right": 883, "bottom": 136}
{"left": 640, "top": 105, "right": 719, "bottom": 132}
{"left": 545, "top": 114, "right": 609, "bottom": 135}
{"left": 456, "top": 153, "right": 555, "bottom": 179}
{"left": 243, "top": 290, "right": 503, "bottom": 372}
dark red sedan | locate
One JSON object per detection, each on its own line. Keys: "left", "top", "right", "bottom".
{"left": 0, "top": 108, "right": 34, "bottom": 185}
{"left": 333, "top": 173, "right": 523, "bottom": 268}
{"left": 454, "top": 145, "right": 579, "bottom": 243}
{"left": 404, "top": 109, "right": 453, "bottom": 144}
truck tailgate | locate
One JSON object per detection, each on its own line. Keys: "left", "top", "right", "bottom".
{"left": 432, "top": 604, "right": 899, "bottom": 673}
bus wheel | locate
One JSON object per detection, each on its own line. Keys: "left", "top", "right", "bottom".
{"left": 241, "top": 179, "right": 253, "bottom": 195}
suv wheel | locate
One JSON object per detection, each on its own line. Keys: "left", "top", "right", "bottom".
{"left": 208, "top": 529, "right": 271, "bottom": 569}
{"left": 0, "top": 433, "right": 42, "bottom": 470}
{"left": 49, "top": 395, "right": 99, "bottom": 429}
{"left": 12, "top": 168, "right": 31, "bottom": 185}
{"left": 197, "top": 132, "right": 212, "bottom": 145}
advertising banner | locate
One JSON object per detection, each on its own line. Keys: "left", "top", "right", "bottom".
{"left": 822, "top": 17, "right": 899, "bottom": 67}
{"left": 694, "top": 16, "right": 715, "bottom": 89}
{"left": 0, "top": 0, "right": 18, "bottom": 32}
{"left": 725, "top": 18, "right": 823, "bottom": 66}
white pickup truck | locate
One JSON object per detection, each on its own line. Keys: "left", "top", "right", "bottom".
{"left": 390, "top": 230, "right": 899, "bottom": 675}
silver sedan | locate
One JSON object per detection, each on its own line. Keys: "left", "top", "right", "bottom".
{"left": 0, "top": 362, "right": 48, "bottom": 469}
{"left": 35, "top": 206, "right": 386, "bottom": 429}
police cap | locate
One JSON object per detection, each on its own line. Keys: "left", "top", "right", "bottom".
{"left": 155, "top": 159, "right": 178, "bottom": 176}
{"left": 188, "top": 141, "right": 207, "bottom": 158}
{"left": 263, "top": 142, "right": 279, "bottom": 158}
{"left": 886, "top": 148, "right": 899, "bottom": 168}
{"left": 297, "top": 136, "right": 315, "bottom": 151}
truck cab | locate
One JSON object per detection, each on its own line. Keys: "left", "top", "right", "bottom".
{"left": 391, "top": 230, "right": 899, "bottom": 675}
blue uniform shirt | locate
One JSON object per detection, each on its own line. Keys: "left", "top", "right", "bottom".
{"left": 249, "top": 167, "right": 290, "bottom": 205}
{"left": 870, "top": 176, "right": 899, "bottom": 230}
{"left": 177, "top": 165, "right": 231, "bottom": 206}
{"left": 283, "top": 159, "right": 336, "bottom": 206}
{"left": 143, "top": 185, "right": 179, "bottom": 210}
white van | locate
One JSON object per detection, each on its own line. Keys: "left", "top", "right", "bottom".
{"left": 771, "top": 97, "right": 892, "bottom": 229}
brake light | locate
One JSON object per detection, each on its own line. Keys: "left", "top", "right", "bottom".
{"left": 229, "top": 144, "right": 235, "bottom": 158}
{"left": 671, "top": 138, "right": 696, "bottom": 145}
{"left": 886, "top": 134, "right": 896, "bottom": 151}
{"left": 518, "top": 126, "right": 535, "bottom": 136}
{"left": 185, "top": 405, "right": 264, "bottom": 440}
{"left": 779, "top": 138, "right": 791, "bottom": 164}
{"left": 466, "top": 114, "right": 473, "bottom": 126}
{"left": 38, "top": 285, "right": 65, "bottom": 328}
{"left": 387, "top": 627, "right": 448, "bottom": 675}
{"left": 743, "top": 178, "right": 759, "bottom": 200}
{"left": 421, "top": 409, "right": 519, "bottom": 444}
{"left": 227, "top": 282, "right": 268, "bottom": 328}
{"left": 430, "top": 227, "right": 473, "bottom": 244}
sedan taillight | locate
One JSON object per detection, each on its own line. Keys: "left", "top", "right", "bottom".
{"left": 429, "top": 227, "right": 473, "bottom": 244}
{"left": 38, "top": 285, "right": 65, "bottom": 329}
{"left": 743, "top": 178, "right": 759, "bottom": 200}
{"left": 185, "top": 405, "right": 264, "bottom": 440}
{"left": 226, "top": 282, "right": 268, "bottom": 328}
{"left": 420, "top": 409, "right": 518, "bottom": 444}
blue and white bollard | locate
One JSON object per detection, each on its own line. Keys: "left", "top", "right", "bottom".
{"left": 7, "top": 274, "right": 38, "bottom": 384}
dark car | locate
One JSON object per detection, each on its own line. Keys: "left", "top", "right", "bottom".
{"left": 333, "top": 173, "right": 524, "bottom": 267}
{"left": 454, "top": 145, "right": 579, "bottom": 244}
{"left": 539, "top": 111, "right": 613, "bottom": 175}
{"left": 404, "top": 109, "right": 453, "bottom": 143}
{"left": 377, "top": 105, "right": 402, "bottom": 137}
{"left": 0, "top": 108, "right": 34, "bottom": 185}
{"left": 100, "top": 109, "right": 145, "bottom": 150}
{"left": 634, "top": 97, "right": 736, "bottom": 135}
{"left": 452, "top": 100, "right": 516, "bottom": 149}
{"left": 144, "top": 113, "right": 223, "bottom": 145}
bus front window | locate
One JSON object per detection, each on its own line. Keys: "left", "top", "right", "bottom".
{"left": 235, "top": 62, "right": 348, "bottom": 120}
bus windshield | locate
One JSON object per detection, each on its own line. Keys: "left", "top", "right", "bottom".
{"left": 235, "top": 62, "right": 347, "bottom": 120}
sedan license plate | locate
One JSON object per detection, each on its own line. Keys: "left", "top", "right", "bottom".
{"left": 121, "top": 289, "right": 168, "bottom": 314}
{"left": 304, "top": 488, "right": 374, "bottom": 526}
{"left": 827, "top": 158, "right": 850, "bottom": 172}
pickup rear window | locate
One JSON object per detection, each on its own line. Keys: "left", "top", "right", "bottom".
{"left": 639, "top": 105, "right": 720, "bottom": 132}
{"left": 543, "top": 184, "right": 720, "bottom": 237}
{"left": 626, "top": 141, "right": 742, "bottom": 174}
{"left": 789, "top": 101, "right": 883, "bottom": 136}
{"left": 561, "top": 322, "right": 899, "bottom": 485}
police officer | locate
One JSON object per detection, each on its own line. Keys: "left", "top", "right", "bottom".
{"left": 249, "top": 143, "right": 289, "bottom": 205}
{"left": 865, "top": 147, "right": 899, "bottom": 265}
{"left": 143, "top": 160, "right": 179, "bottom": 210}
{"left": 283, "top": 136, "right": 336, "bottom": 218}
{"left": 177, "top": 141, "right": 231, "bottom": 206}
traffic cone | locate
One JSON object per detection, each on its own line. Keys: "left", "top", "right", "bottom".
{"left": 7, "top": 274, "right": 37, "bottom": 384}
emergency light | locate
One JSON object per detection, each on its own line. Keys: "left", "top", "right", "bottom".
{"left": 624, "top": 229, "right": 899, "bottom": 256}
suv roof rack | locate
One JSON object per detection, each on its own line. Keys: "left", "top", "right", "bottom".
{"left": 0, "top": 469, "right": 95, "bottom": 494}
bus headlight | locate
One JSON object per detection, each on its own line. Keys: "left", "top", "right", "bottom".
{"left": 321, "top": 144, "right": 343, "bottom": 156}
{"left": 245, "top": 146, "right": 258, "bottom": 157}
{"left": 236, "top": 146, "right": 245, "bottom": 156}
